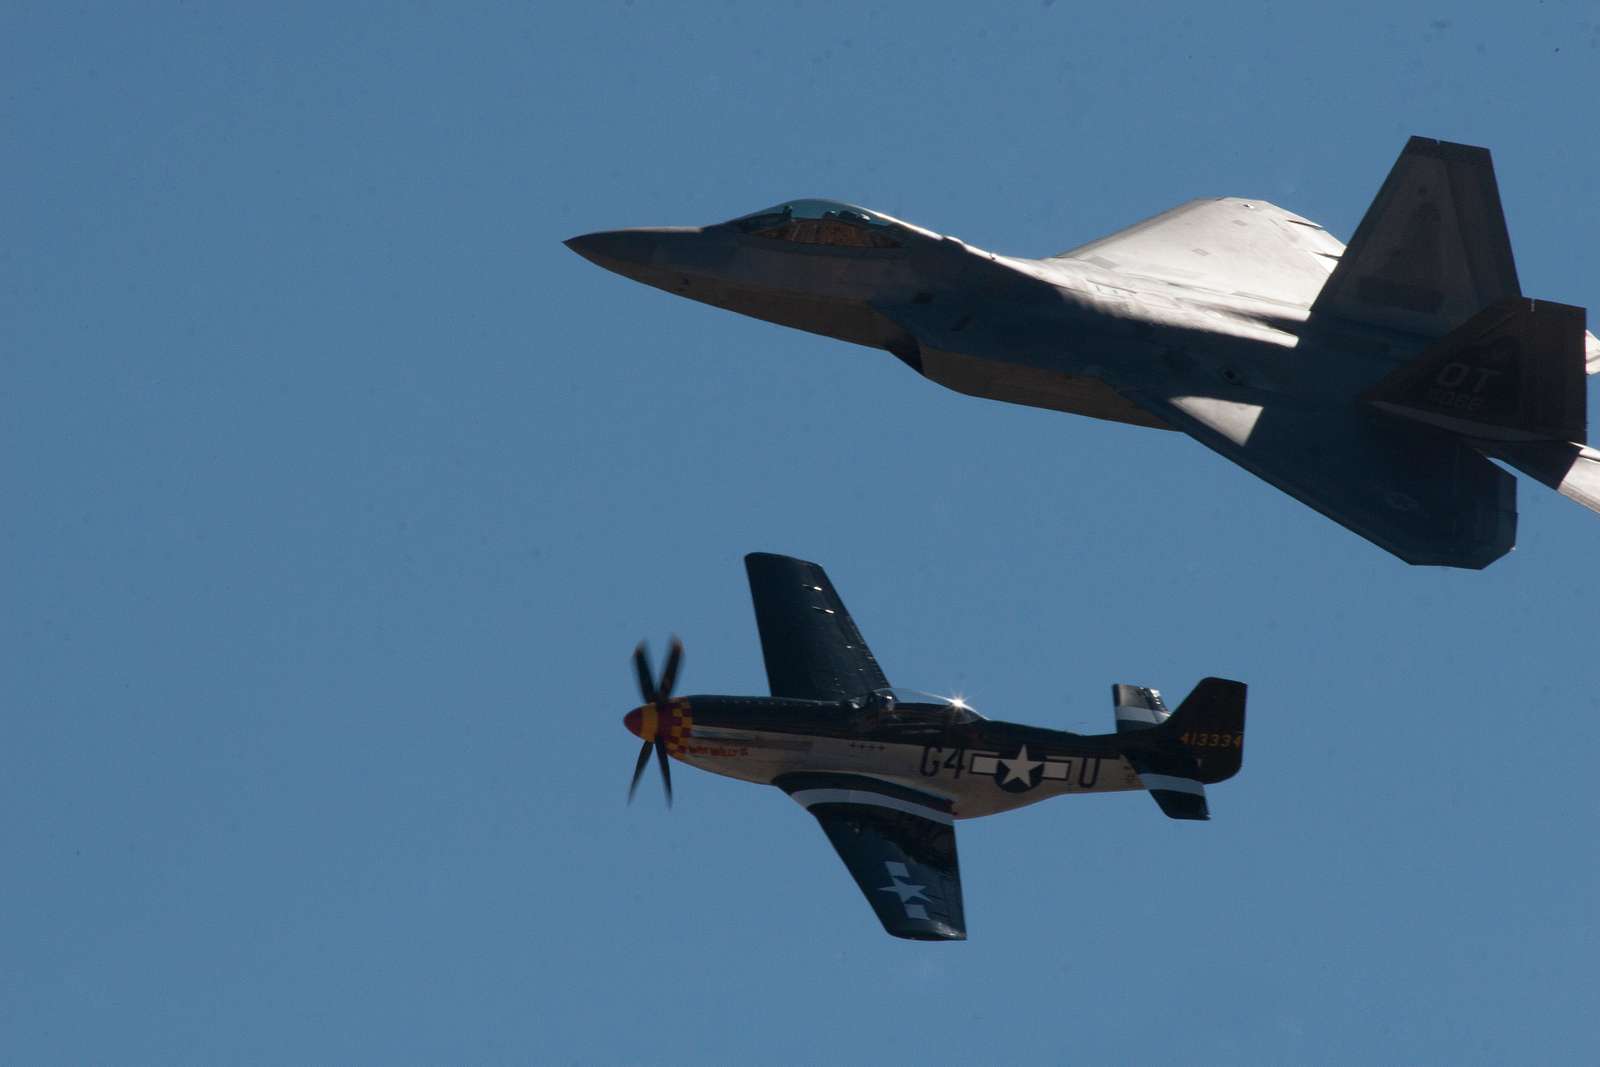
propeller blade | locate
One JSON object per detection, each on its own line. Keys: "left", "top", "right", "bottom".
{"left": 656, "top": 637, "right": 684, "bottom": 700}
{"left": 632, "top": 642, "right": 656, "bottom": 703}
{"left": 627, "top": 739, "right": 653, "bottom": 803}
{"left": 654, "top": 737, "right": 673, "bottom": 807}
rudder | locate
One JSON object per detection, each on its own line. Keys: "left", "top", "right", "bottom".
{"left": 1164, "top": 677, "right": 1247, "bottom": 786}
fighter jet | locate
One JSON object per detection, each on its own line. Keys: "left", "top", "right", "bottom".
{"left": 624, "top": 552, "right": 1246, "bottom": 941}
{"left": 568, "top": 137, "right": 1600, "bottom": 569}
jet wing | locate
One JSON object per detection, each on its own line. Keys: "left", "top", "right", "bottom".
{"left": 774, "top": 773, "right": 965, "bottom": 941}
{"left": 1120, "top": 390, "right": 1517, "bottom": 569}
{"left": 1052, "top": 197, "right": 1344, "bottom": 308}
{"left": 745, "top": 553, "right": 890, "bottom": 701}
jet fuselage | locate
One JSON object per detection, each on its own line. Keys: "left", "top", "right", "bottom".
{"left": 566, "top": 206, "right": 1408, "bottom": 433}
{"left": 570, "top": 163, "right": 1587, "bottom": 569}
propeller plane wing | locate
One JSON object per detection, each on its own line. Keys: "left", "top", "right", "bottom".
{"left": 745, "top": 552, "right": 889, "bottom": 702}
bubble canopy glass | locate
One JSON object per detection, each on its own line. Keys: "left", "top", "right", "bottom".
{"left": 728, "top": 199, "right": 901, "bottom": 248}
{"left": 856, "top": 687, "right": 985, "bottom": 721}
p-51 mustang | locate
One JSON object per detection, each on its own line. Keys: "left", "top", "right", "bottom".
{"left": 570, "top": 137, "right": 1600, "bottom": 569}
{"left": 624, "top": 553, "right": 1247, "bottom": 941}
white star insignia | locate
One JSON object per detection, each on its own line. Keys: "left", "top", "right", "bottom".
{"left": 878, "top": 877, "right": 929, "bottom": 905}
{"left": 1000, "top": 744, "right": 1042, "bottom": 785}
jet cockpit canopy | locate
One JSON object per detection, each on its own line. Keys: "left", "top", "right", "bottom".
{"left": 728, "top": 199, "right": 902, "bottom": 249}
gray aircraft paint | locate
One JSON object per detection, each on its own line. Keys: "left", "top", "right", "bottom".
{"left": 569, "top": 138, "right": 1600, "bottom": 569}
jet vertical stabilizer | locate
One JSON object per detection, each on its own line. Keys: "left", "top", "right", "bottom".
{"left": 1310, "top": 136, "right": 1521, "bottom": 337}
{"left": 1365, "top": 298, "right": 1587, "bottom": 443}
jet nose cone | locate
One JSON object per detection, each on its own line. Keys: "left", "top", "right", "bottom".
{"left": 563, "top": 227, "right": 710, "bottom": 279}
{"left": 623, "top": 706, "right": 644, "bottom": 738}
{"left": 564, "top": 229, "right": 661, "bottom": 269}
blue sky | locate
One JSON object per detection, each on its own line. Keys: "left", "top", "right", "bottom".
{"left": 6, "top": 2, "right": 1599, "bottom": 1062}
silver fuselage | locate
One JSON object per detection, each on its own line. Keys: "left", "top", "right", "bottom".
{"left": 566, "top": 218, "right": 1412, "bottom": 430}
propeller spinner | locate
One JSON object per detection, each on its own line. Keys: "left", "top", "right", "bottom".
{"left": 625, "top": 638, "right": 683, "bottom": 806}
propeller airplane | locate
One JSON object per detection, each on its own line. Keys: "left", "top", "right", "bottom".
{"left": 623, "top": 553, "right": 1247, "bottom": 941}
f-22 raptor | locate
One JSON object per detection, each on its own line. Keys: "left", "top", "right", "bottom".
{"left": 624, "top": 553, "right": 1246, "bottom": 941}
{"left": 569, "top": 137, "right": 1600, "bottom": 569}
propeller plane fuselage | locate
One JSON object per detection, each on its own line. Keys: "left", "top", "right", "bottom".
{"left": 625, "top": 691, "right": 1153, "bottom": 821}
{"left": 620, "top": 553, "right": 1246, "bottom": 941}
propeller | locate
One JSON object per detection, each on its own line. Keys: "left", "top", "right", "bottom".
{"left": 627, "top": 637, "right": 683, "bottom": 806}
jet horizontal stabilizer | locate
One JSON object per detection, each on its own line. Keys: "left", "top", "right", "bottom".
{"left": 1121, "top": 388, "right": 1518, "bottom": 569}
{"left": 1478, "top": 440, "right": 1600, "bottom": 518}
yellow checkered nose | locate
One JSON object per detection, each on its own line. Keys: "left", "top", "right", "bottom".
{"left": 622, "top": 700, "right": 692, "bottom": 750}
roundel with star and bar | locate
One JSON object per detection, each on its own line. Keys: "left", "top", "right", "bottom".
{"left": 994, "top": 744, "right": 1044, "bottom": 793}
